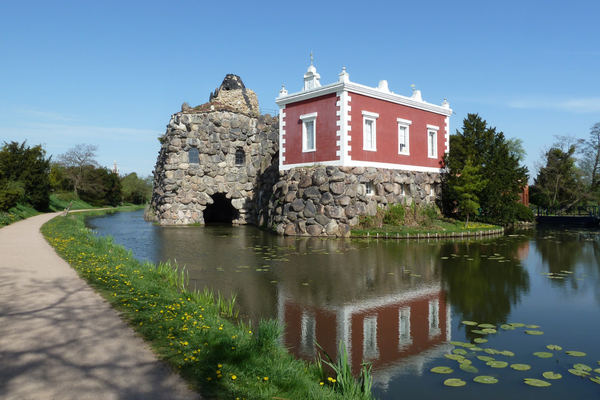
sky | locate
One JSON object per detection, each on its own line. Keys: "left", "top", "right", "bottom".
{"left": 1, "top": 0, "right": 599, "bottom": 181}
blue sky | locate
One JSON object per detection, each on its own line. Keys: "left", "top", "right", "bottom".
{"left": 1, "top": 0, "right": 599, "bottom": 181}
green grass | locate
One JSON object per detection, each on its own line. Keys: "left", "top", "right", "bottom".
{"left": 48, "top": 192, "right": 95, "bottom": 211}
{"left": 41, "top": 210, "right": 374, "bottom": 400}
{"left": 0, "top": 203, "right": 40, "bottom": 227}
{"left": 351, "top": 220, "right": 503, "bottom": 238}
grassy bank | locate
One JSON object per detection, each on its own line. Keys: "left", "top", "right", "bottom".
{"left": 0, "top": 203, "right": 41, "bottom": 227}
{"left": 41, "top": 211, "right": 373, "bottom": 400}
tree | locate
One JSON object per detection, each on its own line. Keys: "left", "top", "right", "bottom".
{"left": 121, "top": 173, "right": 153, "bottom": 204}
{"left": 0, "top": 141, "right": 52, "bottom": 211}
{"left": 79, "top": 167, "right": 122, "bottom": 207}
{"left": 442, "top": 114, "right": 529, "bottom": 224}
{"left": 56, "top": 143, "right": 100, "bottom": 196}
{"left": 530, "top": 143, "right": 582, "bottom": 209}
{"left": 454, "top": 159, "right": 488, "bottom": 227}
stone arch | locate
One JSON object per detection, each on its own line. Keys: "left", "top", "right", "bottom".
{"left": 203, "top": 193, "right": 239, "bottom": 224}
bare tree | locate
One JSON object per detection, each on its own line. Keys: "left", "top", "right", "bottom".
{"left": 56, "top": 143, "right": 100, "bottom": 195}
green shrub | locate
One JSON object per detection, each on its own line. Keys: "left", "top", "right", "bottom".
{"left": 514, "top": 202, "right": 534, "bottom": 222}
{"left": 383, "top": 204, "right": 405, "bottom": 225}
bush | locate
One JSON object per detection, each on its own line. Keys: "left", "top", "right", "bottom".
{"left": 514, "top": 202, "right": 534, "bottom": 222}
{"left": 383, "top": 204, "right": 405, "bottom": 225}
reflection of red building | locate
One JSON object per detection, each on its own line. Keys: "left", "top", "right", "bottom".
{"left": 278, "top": 284, "right": 451, "bottom": 378}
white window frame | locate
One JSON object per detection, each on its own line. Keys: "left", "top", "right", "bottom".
{"left": 365, "top": 181, "right": 373, "bottom": 196}
{"left": 427, "top": 125, "right": 439, "bottom": 159}
{"left": 300, "top": 112, "right": 317, "bottom": 153}
{"left": 397, "top": 118, "right": 412, "bottom": 155}
{"left": 362, "top": 111, "right": 379, "bottom": 151}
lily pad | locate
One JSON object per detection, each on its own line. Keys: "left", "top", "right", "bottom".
{"left": 546, "top": 345, "right": 562, "bottom": 351}
{"left": 510, "top": 323, "right": 525, "bottom": 327}
{"left": 450, "top": 341, "right": 464, "bottom": 346}
{"left": 566, "top": 351, "right": 586, "bottom": 357}
{"left": 501, "top": 324, "right": 515, "bottom": 330}
{"left": 500, "top": 351, "right": 515, "bottom": 357}
{"left": 485, "top": 348, "right": 499, "bottom": 355}
{"left": 444, "top": 378, "right": 466, "bottom": 387}
{"left": 568, "top": 369, "right": 591, "bottom": 377}
{"left": 526, "top": 324, "right": 540, "bottom": 329}
{"left": 591, "top": 376, "right": 600, "bottom": 384}
{"left": 477, "top": 356, "right": 495, "bottom": 362}
{"left": 431, "top": 366, "right": 454, "bottom": 374}
{"left": 486, "top": 361, "right": 508, "bottom": 368}
{"left": 474, "top": 375, "right": 498, "bottom": 384}
{"left": 594, "top": 368, "right": 600, "bottom": 374}
{"left": 542, "top": 372, "right": 562, "bottom": 380}
{"left": 525, "top": 330, "right": 544, "bottom": 335}
{"left": 478, "top": 324, "right": 496, "bottom": 329}
{"left": 474, "top": 338, "right": 488, "bottom": 344}
{"left": 524, "top": 378, "right": 551, "bottom": 387}
{"left": 462, "top": 343, "right": 476, "bottom": 348}
{"left": 460, "top": 363, "right": 479, "bottom": 373}
{"left": 511, "top": 364, "right": 531, "bottom": 371}
{"left": 445, "top": 354, "right": 465, "bottom": 361}
{"left": 452, "top": 349, "right": 468, "bottom": 355}
{"left": 482, "top": 328, "right": 497, "bottom": 334}
{"left": 462, "top": 321, "right": 478, "bottom": 326}
{"left": 471, "top": 330, "right": 487, "bottom": 335}
{"left": 458, "top": 359, "right": 472, "bottom": 365}
{"left": 533, "top": 352, "right": 553, "bottom": 358}
{"left": 574, "top": 363, "right": 592, "bottom": 372}
{"left": 470, "top": 347, "right": 484, "bottom": 352}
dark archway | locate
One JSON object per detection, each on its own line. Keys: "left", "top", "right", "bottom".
{"left": 203, "top": 193, "right": 239, "bottom": 223}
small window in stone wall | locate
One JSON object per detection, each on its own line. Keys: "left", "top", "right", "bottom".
{"left": 235, "top": 149, "right": 245, "bottom": 166}
{"left": 189, "top": 148, "right": 199, "bottom": 164}
{"left": 366, "top": 182, "right": 373, "bottom": 196}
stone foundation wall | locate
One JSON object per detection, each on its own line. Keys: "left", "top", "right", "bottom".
{"left": 149, "top": 110, "right": 279, "bottom": 226}
{"left": 266, "top": 166, "right": 442, "bottom": 237}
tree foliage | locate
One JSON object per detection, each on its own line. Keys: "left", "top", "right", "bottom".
{"left": 78, "top": 167, "right": 122, "bottom": 207}
{"left": 442, "top": 114, "right": 529, "bottom": 224}
{"left": 121, "top": 173, "right": 153, "bottom": 204}
{"left": 56, "top": 143, "right": 100, "bottom": 195}
{"left": 0, "top": 141, "right": 52, "bottom": 211}
{"left": 453, "top": 158, "right": 488, "bottom": 227}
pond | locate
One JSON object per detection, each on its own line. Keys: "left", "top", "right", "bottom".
{"left": 86, "top": 210, "right": 600, "bottom": 399}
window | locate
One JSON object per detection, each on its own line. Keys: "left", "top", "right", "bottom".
{"left": 428, "top": 299, "right": 441, "bottom": 338}
{"left": 397, "top": 118, "right": 412, "bottom": 155}
{"left": 398, "top": 307, "right": 412, "bottom": 349}
{"left": 362, "top": 111, "right": 379, "bottom": 151}
{"left": 365, "top": 181, "right": 373, "bottom": 196}
{"left": 427, "top": 125, "right": 439, "bottom": 159}
{"left": 300, "top": 112, "right": 317, "bottom": 152}
{"left": 363, "top": 316, "right": 379, "bottom": 360}
{"left": 235, "top": 149, "right": 245, "bottom": 166}
{"left": 430, "top": 184, "right": 436, "bottom": 199}
{"left": 189, "top": 148, "right": 199, "bottom": 164}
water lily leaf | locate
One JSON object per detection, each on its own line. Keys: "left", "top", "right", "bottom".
{"left": 526, "top": 324, "right": 540, "bottom": 329}
{"left": 482, "top": 328, "right": 497, "bottom": 334}
{"left": 525, "top": 330, "right": 544, "bottom": 335}
{"left": 501, "top": 324, "right": 515, "bottom": 330}
{"left": 594, "top": 368, "right": 600, "bottom": 374}
{"left": 471, "top": 330, "right": 487, "bottom": 335}
{"left": 500, "top": 351, "right": 515, "bottom": 357}
{"left": 462, "top": 343, "right": 476, "bottom": 348}
{"left": 462, "top": 321, "right": 478, "bottom": 326}
{"left": 478, "top": 324, "right": 496, "bottom": 329}
{"left": 510, "top": 323, "right": 525, "bottom": 327}
{"left": 450, "top": 341, "right": 464, "bottom": 346}
{"left": 533, "top": 352, "right": 553, "bottom": 358}
{"left": 477, "top": 356, "right": 495, "bottom": 362}
{"left": 542, "top": 371, "right": 562, "bottom": 380}
{"left": 484, "top": 348, "right": 499, "bottom": 355}
{"left": 568, "top": 369, "right": 591, "bottom": 377}
{"left": 486, "top": 361, "right": 508, "bottom": 368}
{"left": 566, "top": 351, "right": 586, "bottom": 357}
{"left": 459, "top": 359, "right": 472, "bottom": 365}
{"left": 470, "top": 347, "right": 483, "bottom": 352}
{"left": 511, "top": 364, "right": 531, "bottom": 371}
{"left": 574, "top": 363, "right": 592, "bottom": 372}
{"left": 474, "top": 338, "right": 488, "bottom": 343}
{"left": 590, "top": 376, "right": 600, "bottom": 384}
{"left": 445, "top": 354, "right": 465, "bottom": 361}
{"left": 431, "top": 366, "right": 454, "bottom": 374}
{"left": 444, "top": 378, "right": 466, "bottom": 387}
{"left": 546, "top": 345, "right": 562, "bottom": 351}
{"left": 524, "top": 378, "right": 551, "bottom": 387}
{"left": 460, "top": 363, "right": 479, "bottom": 373}
{"left": 453, "top": 349, "right": 468, "bottom": 355}
{"left": 474, "top": 375, "right": 498, "bottom": 384}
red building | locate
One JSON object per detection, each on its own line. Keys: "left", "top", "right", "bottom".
{"left": 276, "top": 62, "right": 453, "bottom": 173}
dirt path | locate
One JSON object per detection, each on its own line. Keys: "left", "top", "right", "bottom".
{"left": 0, "top": 213, "right": 201, "bottom": 400}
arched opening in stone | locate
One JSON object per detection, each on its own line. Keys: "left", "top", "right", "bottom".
{"left": 203, "top": 193, "right": 239, "bottom": 224}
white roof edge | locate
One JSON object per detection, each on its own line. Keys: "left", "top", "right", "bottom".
{"left": 276, "top": 81, "right": 452, "bottom": 117}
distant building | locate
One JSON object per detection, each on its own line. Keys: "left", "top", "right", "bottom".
{"left": 111, "top": 160, "right": 119, "bottom": 176}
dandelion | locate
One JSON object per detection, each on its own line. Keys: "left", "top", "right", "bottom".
{"left": 320, "top": 382, "right": 324, "bottom": 385}
{"left": 231, "top": 375, "right": 237, "bottom": 380}
{"left": 263, "top": 377, "right": 268, "bottom": 381}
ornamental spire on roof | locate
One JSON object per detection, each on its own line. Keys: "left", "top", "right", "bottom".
{"left": 303, "top": 52, "right": 321, "bottom": 91}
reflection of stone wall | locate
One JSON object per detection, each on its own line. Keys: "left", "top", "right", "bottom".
{"left": 149, "top": 110, "right": 279, "bottom": 226}
{"left": 267, "top": 166, "right": 442, "bottom": 237}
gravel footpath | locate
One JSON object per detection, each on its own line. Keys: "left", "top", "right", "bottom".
{"left": 0, "top": 213, "right": 201, "bottom": 400}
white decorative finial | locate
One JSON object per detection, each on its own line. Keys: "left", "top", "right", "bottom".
{"left": 279, "top": 84, "right": 288, "bottom": 97}
{"left": 310, "top": 52, "right": 313, "bottom": 65}
{"left": 411, "top": 84, "right": 416, "bottom": 92}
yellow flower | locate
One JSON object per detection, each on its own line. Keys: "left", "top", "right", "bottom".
{"left": 218, "top": 364, "right": 222, "bottom": 368}
{"left": 320, "top": 382, "right": 324, "bottom": 386}
{"left": 232, "top": 375, "right": 237, "bottom": 380}
{"left": 207, "top": 377, "right": 212, "bottom": 381}
{"left": 263, "top": 377, "right": 268, "bottom": 381}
